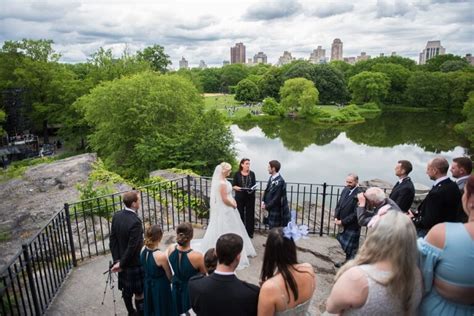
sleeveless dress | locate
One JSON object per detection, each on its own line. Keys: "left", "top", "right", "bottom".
{"left": 192, "top": 180, "right": 256, "bottom": 270}
{"left": 168, "top": 246, "right": 200, "bottom": 315}
{"left": 140, "top": 248, "right": 175, "bottom": 316}
{"left": 417, "top": 223, "right": 474, "bottom": 316}
{"left": 344, "top": 264, "right": 422, "bottom": 316}
{"left": 272, "top": 277, "right": 314, "bottom": 316}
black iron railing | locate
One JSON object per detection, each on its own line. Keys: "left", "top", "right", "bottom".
{"left": 0, "top": 175, "right": 349, "bottom": 315}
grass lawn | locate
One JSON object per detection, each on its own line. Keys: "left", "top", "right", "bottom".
{"left": 203, "top": 93, "right": 242, "bottom": 110}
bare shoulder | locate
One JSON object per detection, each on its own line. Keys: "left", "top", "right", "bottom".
{"left": 261, "top": 276, "right": 281, "bottom": 295}
{"left": 425, "top": 223, "right": 446, "bottom": 249}
{"left": 153, "top": 250, "right": 167, "bottom": 265}
{"left": 340, "top": 266, "right": 368, "bottom": 286}
{"left": 296, "top": 263, "right": 315, "bottom": 276}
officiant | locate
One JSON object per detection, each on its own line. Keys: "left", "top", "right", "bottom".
{"left": 233, "top": 158, "right": 257, "bottom": 238}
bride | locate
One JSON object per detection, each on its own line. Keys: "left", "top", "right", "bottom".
{"left": 193, "top": 162, "right": 256, "bottom": 269}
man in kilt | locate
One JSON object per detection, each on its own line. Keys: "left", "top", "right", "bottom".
{"left": 262, "top": 160, "right": 290, "bottom": 229}
{"left": 334, "top": 174, "right": 361, "bottom": 268}
{"left": 110, "top": 191, "right": 144, "bottom": 315}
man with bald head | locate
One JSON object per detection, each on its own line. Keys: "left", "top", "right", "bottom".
{"left": 409, "top": 157, "right": 462, "bottom": 237}
{"left": 356, "top": 187, "right": 401, "bottom": 227}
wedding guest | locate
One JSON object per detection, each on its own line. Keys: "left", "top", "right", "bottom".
{"left": 233, "top": 158, "right": 257, "bottom": 238}
{"left": 417, "top": 174, "right": 474, "bottom": 315}
{"left": 204, "top": 248, "right": 217, "bottom": 275}
{"left": 389, "top": 160, "right": 415, "bottom": 213}
{"left": 326, "top": 210, "right": 422, "bottom": 315}
{"left": 258, "top": 213, "right": 316, "bottom": 316}
{"left": 189, "top": 233, "right": 260, "bottom": 316}
{"left": 356, "top": 187, "right": 400, "bottom": 226}
{"left": 167, "top": 223, "right": 206, "bottom": 315}
{"left": 140, "top": 224, "right": 175, "bottom": 316}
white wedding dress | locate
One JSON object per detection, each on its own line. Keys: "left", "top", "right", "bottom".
{"left": 192, "top": 165, "right": 256, "bottom": 270}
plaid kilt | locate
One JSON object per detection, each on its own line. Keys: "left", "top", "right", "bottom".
{"left": 265, "top": 208, "right": 291, "bottom": 229}
{"left": 118, "top": 265, "right": 144, "bottom": 295}
{"left": 336, "top": 229, "right": 361, "bottom": 257}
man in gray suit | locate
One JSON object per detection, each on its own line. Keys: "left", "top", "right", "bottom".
{"left": 357, "top": 187, "right": 401, "bottom": 227}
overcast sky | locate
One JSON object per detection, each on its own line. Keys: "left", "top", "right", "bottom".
{"left": 1, "top": 0, "right": 473, "bottom": 67}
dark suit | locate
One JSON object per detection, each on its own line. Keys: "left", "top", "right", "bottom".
{"left": 110, "top": 209, "right": 144, "bottom": 294}
{"left": 413, "top": 177, "right": 462, "bottom": 236}
{"left": 389, "top": 177, "right": 415, "bottom": 213}
{"left": 335, "top": 186, "right": 361, "bottom": 260}
{"left": 357, "top": 198, "right": 401, "bottom": 227}
{"left": 188, "top": 272, "right": 259, "bottom": 316}
{"left": 262, "top": 174, "right": 290, "bottom": 228}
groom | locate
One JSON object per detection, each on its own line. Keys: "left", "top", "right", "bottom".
{"left": 262, "top": 160, "right": 290, "bottom": 228}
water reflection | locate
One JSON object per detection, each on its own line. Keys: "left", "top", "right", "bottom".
{"left": 231, "top": 112, "right": 468, "bottom": 187}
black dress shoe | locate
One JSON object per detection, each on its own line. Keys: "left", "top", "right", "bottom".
{"left": 334, "top": 261, "right": 345, "bottom": 268}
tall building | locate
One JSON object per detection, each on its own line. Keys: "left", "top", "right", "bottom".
{"left": 309, "top": 45, "right": 326, "bottom": 64}
{"left": 253, "top": 52, "right": 267, "bottom": 64}
{"left": 231, "top": 42, "right": 246, "bottom": 64}
{"left": 277, "top": 51, "right": 294, "bottom": 66}
{"left": 343, "top": 57, "right": 356, "bottom": 65}
{"left": 357, "top": 52, "right": 371, "bottom": 62}
{"left": 465, "top": 54, "right": 474, "bottom": 66}
{"left": 419, "top": 40, "right": 446, "bottom": 65}
{"left": 199, "top": 60, "right": 207, "bottom": 69}
{"left": 179, "top": 57, "right": 189, "bottom": 69}
{"left": 331, "top": 38, "right": 343, "bottom": 61}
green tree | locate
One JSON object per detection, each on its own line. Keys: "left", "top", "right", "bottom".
{"left": 259, "top": 67, "right": 284, "bottom": 100}
{"left": 220, "top": 64, "right": 249, "bottom": 93}
{"left": 1, "top": 39, "right": 60, "bottom": 62}
{"left": 280, "top": 78, "right": 319, "bottom": 116}
{"left": 77, "top": 72, "right": 233, "bottom": 178}
{"left": 176, "top": 68, "right": 203, "bottom": 92}
{"left": 440, "top": 60, "right": 470, "bottom": 72}
{"left": 199, "top": 68, "right": 222, "bottom": 92}
{"left": 405, "top": 71, "right": 449, "bottom": 108}
{"left": 348, "top": 56, "right": 416, "bottom": 77}
{"left": 455, "top": 91, "right": 474, "bottom": 146}
{"left": 262, "top": 97, "right": 285, "bottom": 116}
{"left": 282, "top": 61, "right": 314, "bottom": 81}
{"left": 329, "top": 60, "right": 353, "bottom": 81}
{"left": 348, "top": 71, "right": 390, "bottom": 104}
{"left": 444, "top": 71, "right": 474, "bottom": 108}
{"left": 423, "top": 54, "right": 468, "bottom": 72}
{"left": 136, "top": 44, "right": 171, "bottom": 73}
{"left": 312, "top": 64, "right": 350, "bottom": 104}
{"left": 371, "top": 63, "right": 411, "bottom": 104}
{"left": 235, "top": 79, "right": 260, "bottom": 103}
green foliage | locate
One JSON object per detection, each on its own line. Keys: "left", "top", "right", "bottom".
{"left": 282, "top": 61, "right": 314, "bottom": 81}
{"left": 220, "top": 64, "right": 249, "bottom": 93}
{"left": 79, "top": 71, "right": 233, "bottom": 178}
{"left": 313, "top": 64, "right": 350, "bottom": 104}
{"left": 136, "top": 44, "right": 171, "bottom": 73}
{"left": 0, "top": 230, "right": 11, "bottom": 241}
{"left": 176, "top": 68, "right": 203, "bottom": 92}
{"left": 405, "top": 71, "right": 450, "bottom": 108}
{"left": 280, "top": 78, "right": 319, "bottom": 116}
{"left": 440, "top": 60, "right": 470, "bottom": 72}
{"left": 424, "top": 54, "right": 468, "bottom": 72}
{"left": 348, "top": 71, "right": 390, "bottom": 104}
{"left": 0, "top": 109, "right": 5, "bottom": 136}
{"left": 2, "top": 39, "right": 60, "bottom": 61}
{"left": 199, "top": 68, "right": 222, "bottom": 93}
{"left": 259, "top": 67, "right": 284, "bottom": 101}
{"left": 329, "top": 60, "right": 353, "bottom": 80}
{"left": 348, "top": 56, "right": 416, "bottom": 77}
{"left": 235, "top": 79, "right": 260, "bottom": 102}
{"left": 262, "top": 97, "right": 286, "bottom": 116}
{"left": 455, "top": 92, "right": 474, "bottom": 146}
{"left": 371, "top": 63, "right": 411, "bottom": 104}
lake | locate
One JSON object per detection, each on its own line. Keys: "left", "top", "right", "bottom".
{"left": 231, "top": 111, "right": 470, "bottom": 187}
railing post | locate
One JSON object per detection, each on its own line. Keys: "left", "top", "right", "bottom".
{"left": 22, "top": 244, "right": 41, "bottom": 315}
{"left": 186, "top": 175, "right": 192, "bottom": 223}
{"left": 64, "top": 203, "right": 78, "bottom": 267}
{"left": 319, "top": 183, "right": 327, "bottom": 236}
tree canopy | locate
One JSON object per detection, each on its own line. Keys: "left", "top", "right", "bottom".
{"left": 348, "top": 71, "right": 390, "bottom": 104}
{"left": 280, "top": 78, "right": 319, "bottom": 116}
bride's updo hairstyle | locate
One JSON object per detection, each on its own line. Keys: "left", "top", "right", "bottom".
{"left": 144, "top": 224, "right": 163, "bottom": 249}
{"left": 220, "top": 162, "right": 232, "bottom": 175}
{"left": 176, "top": 222, "right": 194, "bottom": 246}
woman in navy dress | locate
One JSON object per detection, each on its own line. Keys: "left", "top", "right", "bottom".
{"left": 140, "top": 224, "right": 175, "bottom": 316}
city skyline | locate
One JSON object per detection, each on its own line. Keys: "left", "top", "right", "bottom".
{"left": 1, "top": 0, "right": 473, "bottom": 68}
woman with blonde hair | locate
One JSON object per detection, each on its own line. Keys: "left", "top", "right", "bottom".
{"left": 417, "top": 174, "right": 474, "bottom": 315}
{"left": 167, "top": 222, "right": 206, "bottom": 315}
{"left": 193, "top": 162, "right": 256, "bottom": 269}
{"left": 140, "top": 224, "right": 175, "bottom": 316}
{"left": 326, "top": 210, "right": 422, "bottom": 315}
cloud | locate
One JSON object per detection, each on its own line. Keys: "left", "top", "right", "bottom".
{"left": 376, "top": 0, "right": 412, "bottom": 18}
{"left": 307, "top": 3, "right": 354, "bottom": 18}
{"left": 0, "top": 0, "right": 81, "bottom": 22}
{"left": 244, "top": 0, "right": 302, "bottom": 21}
{"left": 175, "top": 15, "right": 219, "bottom": 30}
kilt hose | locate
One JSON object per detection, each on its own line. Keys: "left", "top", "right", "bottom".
{"left": 336, "top": 228, "right": 361, "bottom": 260}
{"left": 118, "top": 265, "right": 144, "bottom": 295}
